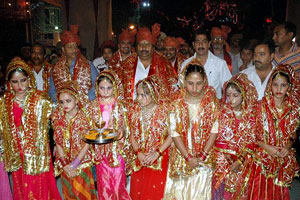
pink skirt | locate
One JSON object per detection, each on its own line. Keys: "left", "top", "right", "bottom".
{"left": 0, "top": 161, "right": 13, "bottom": 200}
{"left": 95, "top": 154, "right": 131, "bottom": 200}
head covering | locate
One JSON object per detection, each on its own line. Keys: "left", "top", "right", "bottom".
{"left": 222, "top": 73, "right": 258, "bottom": 110}
{"left": 211, "top": 25, "right": 231, "bottom": 40}
{"left": 56, "top": 81, "right": 82, "bottom": 108}
{"left": 178, "top": 58, "right": 207, "bottom": 88}
{"left": 136, "top": 75, "right": 165, "bottom": 104}
{"left": 265, "top": 64, "right": 300, "bottom": 104}
{"left": 176, "top": 37, "right": 187, "bottom": 45}
{"left": 118, "top": 28, "right": 136, "bottom": 44}
{"left": 61, "top": 25, "right": 81, "bottom": 46}
{"left": 136, "top": 23, "right": 161, "bottom": 44}
{"left": 6, "top": 57, "right": 36, "bottom": 90}
{"left": 158, "top": 32, "right": 167, "bottom": 41}
{"left": 100, "top": 40, "right": 117, "bottom": 54}
{"left": 164, "top": 36, "right": 179, "bottom": 49}
{"left": 95, "top": 70, "right": 123, "bottom": 100}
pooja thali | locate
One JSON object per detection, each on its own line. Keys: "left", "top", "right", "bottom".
{"left": 83, "top": 128, "right": 118, "bottom": 144}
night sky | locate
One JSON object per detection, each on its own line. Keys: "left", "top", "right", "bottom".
{"left": 112, "top": 0, "right": 286, "bottom": 43}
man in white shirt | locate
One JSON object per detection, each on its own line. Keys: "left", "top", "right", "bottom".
{"left": 28, "top": 43, "right": 52, "bottom": 92}
{"left": 240, "top": 41, "right": 275, "bottom": 100}
{"left": 93, "top": 40, "right": 116, "bottom": 72}
{"left": 180, "top": 29, "right": 232, "bottom": 99}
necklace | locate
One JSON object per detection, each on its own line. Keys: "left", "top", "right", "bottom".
{"left": 276, "top": 106, "right": 284, "bottom": 115}
{"left": 233, "top": 110, "right": 242, "bottom": 118}
{"left": 141, "top": 105, "right": 157, "bottom": 124}
{"left": 15, "top": 97, "right": 25, "bottom": 102}
{"left": 275, "top": 100, "right": 285, "bottom": 115}
{"left": 100, "top": 97, "right": 114, "bottom": 104}
{"left": 14, "top": 96, "right": 26, "bottom": 107}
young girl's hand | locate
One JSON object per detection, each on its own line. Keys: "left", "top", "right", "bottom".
{"left": 277, "top": 147, "right": 289, "bottom": 158}
{"left": 230, "top": 161, "right": 241, "bottom": 172}
{"left": 188, "top": 157, "right": 199, "bottom": 169}
{"left": 137, "top": 152, "right": 146, "bottom": 166}
{"left": 144, "top": 152, "right": 159, "bottom": 165}
{"left": 64, "top": 165, "right": 77, "bottom": 178}
{"left": 117, "top": 127, "right": 124, "bottom": 140}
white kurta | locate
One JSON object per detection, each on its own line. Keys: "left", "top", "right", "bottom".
{"left": 165, "top": 101, "right": 218, "bottom": 200}
{"left": 133, "top": 57, "right": 150, "bottom": 99}
{"left": 33, "top": 68, "right": 44, "bottom": 91}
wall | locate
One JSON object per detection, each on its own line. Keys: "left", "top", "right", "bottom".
{"left": 286, "top": 0, "right": 300, "bottom": 45}
{"left": 61, "top": 0, "right": 112, "bottom": 60}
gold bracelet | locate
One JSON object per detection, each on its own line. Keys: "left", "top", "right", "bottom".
{"left": 237, "top": 159, "right": 243, "bottom": 165}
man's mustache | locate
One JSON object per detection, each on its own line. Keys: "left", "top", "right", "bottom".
{"left": 255, "top": 60, "right": 262, "bottom": 64}
{"left": 140, "top": 50, "right": 149, "bottom": 54}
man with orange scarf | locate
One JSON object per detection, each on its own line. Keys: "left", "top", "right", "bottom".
{"left": 49, "top": 25, "right": 98, "bottom": 103}
{"left": 118, "top": 23, "right": 177, "bottom": 102}
{"left": 163, "top": 36, "right": 186, "bottom": 76}
{"left": 211, "top": 26, "right": 239, "bottom": 75}
{"left": 109, "top": 28, "right": 136, "bottom": 70}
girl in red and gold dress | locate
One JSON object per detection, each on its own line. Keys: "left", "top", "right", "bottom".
{"left": 51, "top": 81, "right": 97, "bottom": 199}
{"left": 213, "top": 73, "right": 257, "bottom": 200}
{"left": 87, "top": 70, "right": 131, "bottom": 200}
{"left": 129, "top": 75, "right": 172, "bottom": 200}
{"left": 164, "top": 60, "right": 219, "bottom": 200}
{"left": 233, "top": 64, "right": 300, "bottom": 200}
{"left": 0, "top": 57, "right": 61, "bottom": 200}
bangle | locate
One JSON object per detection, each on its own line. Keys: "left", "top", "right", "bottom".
{"left": 237, "top": 159, "right": 243, "bottom": 165}
{"left": 156, "top": 148, "right": 163, "bottom": 157}
{"left": 238, "top": 156, "right": 245, "bottom": 163}
{"left": 198, "top": 152, "right": 207, "bottom": 162}
{"left": 59, "top": 158, "right": 67, "bottom": 166}
{"left": 155, "top": 151, "right": 160, "bottom": 157}
{"left": 70, "top": 158, "right": 81, "bottom": 169}
{"left": 184, "top": 153, "right": 192, "bottom": 162}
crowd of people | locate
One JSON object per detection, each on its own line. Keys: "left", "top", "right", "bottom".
{"left": 0, "top": 20, "right": 299, "bottom": 200}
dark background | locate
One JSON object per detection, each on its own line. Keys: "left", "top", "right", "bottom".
{"left": 0, "top": 0, "right": 287, "bottom": 66}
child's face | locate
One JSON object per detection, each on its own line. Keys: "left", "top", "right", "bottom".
{"left": 136, "top": 85, "right": 154, "bottom": 107}
{"left": 98, "top": 79, "right": 114, "bottom": 99}
{"left": 59, "top": 92, "right": 78, "bottom": 113}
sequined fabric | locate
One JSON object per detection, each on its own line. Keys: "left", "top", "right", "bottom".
{"left": 0, "top": 89, "right": 53, "bottom": 174}
{"left": 51, "top": 108, "right": 93, "bottom": 177}
{"left": 167, "top": 86, "right": 219, "bottom": 178}
{"left": 52, "top": 53, "right": 92, "bottom": 103}
{"left": 213, "top": 73, "right": 258, "bottom": 196}
{"left": 87, "top": 99, "right": 131, "bottom": 170}
{"left": 29, "top": 61, "right": 52, "bottom": 93}
{"left": 233, "top": 64, "right": 300, "bottom": 199}
{"left": 128, "top": 102, "right": 170, "bottom": 172}
{"left": 117, "top": 51, "right": 177, "bottom": 102}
